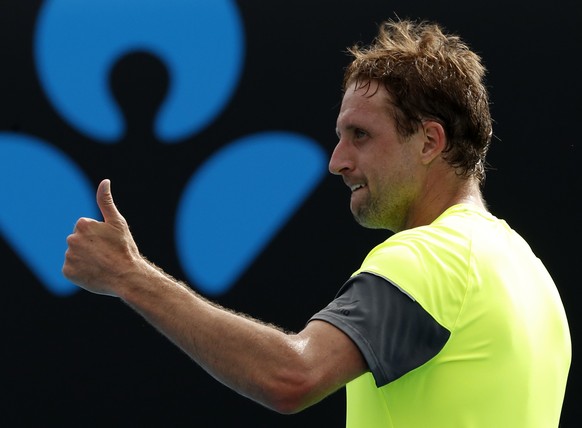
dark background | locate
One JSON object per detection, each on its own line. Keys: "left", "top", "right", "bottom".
{"left": 0, "top": 0, "right": 579, "bottom": 426}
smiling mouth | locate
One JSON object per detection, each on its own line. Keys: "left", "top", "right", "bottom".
{"left": 350, "top": 184, "right": 366, "bottom": 192}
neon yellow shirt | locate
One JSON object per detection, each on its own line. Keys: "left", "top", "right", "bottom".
{"left": 346, "top": 205, "right": 571, "bottom": 428}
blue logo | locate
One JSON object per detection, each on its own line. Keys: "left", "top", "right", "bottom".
{"left": 0, "top": 0, "right": 326, "bottom": 297}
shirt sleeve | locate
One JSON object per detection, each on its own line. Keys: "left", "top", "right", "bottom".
{"left": 309, "top": 272, "right": 450, "bottom": 387}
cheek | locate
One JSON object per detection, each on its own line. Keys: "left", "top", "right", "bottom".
{"left": 374, "top": 152, "right": 417, "bottom": 192}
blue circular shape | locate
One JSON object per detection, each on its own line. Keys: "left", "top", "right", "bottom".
{"left": 34, "top": 0, "right": 245, "bottom": 143}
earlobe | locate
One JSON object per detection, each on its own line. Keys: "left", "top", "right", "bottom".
{"left": 420, "top": 121, "right": 446, "bottom": 164}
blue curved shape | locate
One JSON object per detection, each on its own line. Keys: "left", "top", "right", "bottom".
{"left": 176, "top": 132, "right": 327, "bottom": 296}
{"left": 34, "top": 0, "right": 244, "bottom": 143}
{"left": 0, "top": 133, "right": 97, "bottom": 296}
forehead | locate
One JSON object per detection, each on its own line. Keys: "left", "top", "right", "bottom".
{"left": 337, "top": 81, "right": 392, "bottom": 127}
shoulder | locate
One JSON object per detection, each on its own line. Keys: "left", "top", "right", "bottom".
{"left": 355, "top": 205, "right": 492, "bottom": 327}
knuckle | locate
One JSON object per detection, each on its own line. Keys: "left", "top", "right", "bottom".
{"left": 75, "top": 217, "right": 89, "bottom": 229}
{"left": 75, "top": 217, "right": 96, "bottom": 231}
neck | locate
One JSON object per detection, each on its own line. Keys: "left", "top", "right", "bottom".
{"left": 401, "top": 175, "right": 486, "bottom": 232}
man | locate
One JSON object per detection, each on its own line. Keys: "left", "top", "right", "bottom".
{"left": 63, "top": 19, "right": 571, "bottom": 427}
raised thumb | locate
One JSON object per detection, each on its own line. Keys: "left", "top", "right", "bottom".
{"left": 97, "top": 179, "right": 123, "bottom": 224}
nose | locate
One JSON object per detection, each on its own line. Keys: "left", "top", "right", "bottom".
{"left": 328, "top": 138, "right": 353, "bottom": 176}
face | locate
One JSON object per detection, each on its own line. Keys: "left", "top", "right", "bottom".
{"left": 330, "top": 81, "right": 425, "bottom": 231}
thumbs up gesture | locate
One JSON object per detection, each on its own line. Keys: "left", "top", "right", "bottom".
{"left": 63, "top": 179, "right": 142, "bottom": 296}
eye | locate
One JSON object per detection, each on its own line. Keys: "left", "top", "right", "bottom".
{"left": 354, "top": 128, "right": 367, "bottom": 139}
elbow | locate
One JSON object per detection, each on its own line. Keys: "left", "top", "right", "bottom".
{"left": 268, "top": 389, "right": 310, "bottom": 415}
{"left": 260, "top": 370, "right": 324, "bottom": 415}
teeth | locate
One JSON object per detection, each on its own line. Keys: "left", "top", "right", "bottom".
{"left": 350, "top": 184, "right": 365, "bottom": 192}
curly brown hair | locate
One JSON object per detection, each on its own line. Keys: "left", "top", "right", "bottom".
{"left": 344, "top": 19, "right": 493, "bottom": 183}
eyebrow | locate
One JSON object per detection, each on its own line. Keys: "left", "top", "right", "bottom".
{"left": 336, "top": 123, "right": 362, "bottom": 138}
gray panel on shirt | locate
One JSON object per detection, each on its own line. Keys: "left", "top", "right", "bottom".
{"left": 310, "top": 272, "right": 450, "bottom": 387}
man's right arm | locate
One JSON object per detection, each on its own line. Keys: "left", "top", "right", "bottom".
{"left": 63, "top": 179, "right": 367, "bottom": 413}
{"left": 120, "top": 262, "right": 367, "bottom": 413}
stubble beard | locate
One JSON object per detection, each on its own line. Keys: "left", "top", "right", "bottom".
{"left": 351, "top": 193, "right": 389, "bottom": 230}
{"left": 351, "top": 189, "right": 406, "bottom": 233}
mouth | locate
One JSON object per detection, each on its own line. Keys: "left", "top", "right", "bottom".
{"left": 350, "top": 183, "right": 366, "bottom": 193}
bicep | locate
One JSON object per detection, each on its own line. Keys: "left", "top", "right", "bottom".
{"left": 295, "top": 319, "right": 368, "bottom": 397}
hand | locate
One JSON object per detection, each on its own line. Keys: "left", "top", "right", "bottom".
{"left": 63, "top": 179, "right": 141, "bottom": 296}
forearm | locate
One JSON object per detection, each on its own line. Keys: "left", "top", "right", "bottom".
{"left": 64, "top": 180, "right": 364, "bottom": 413}
{"left": 117, "top": 259, "right": 318, "bottom": 412}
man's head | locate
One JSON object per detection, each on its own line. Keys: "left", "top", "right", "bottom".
{"left": 343, "top": 18, "right": 493, "bottom": 183}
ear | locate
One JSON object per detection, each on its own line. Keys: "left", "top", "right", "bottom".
{"left": 420, "top": 120, "right": 446, "bottom": 165}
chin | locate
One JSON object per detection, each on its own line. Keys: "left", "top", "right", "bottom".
{"left": 352, "top": 205, "right": 395, "bottom": 231}
{"left": 352, "top": 211, "right": 383, "bottom": 230}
